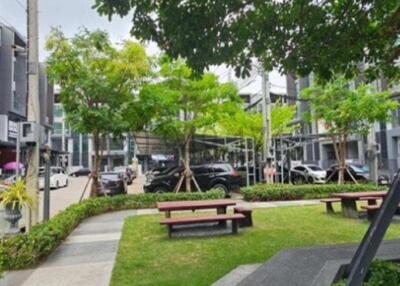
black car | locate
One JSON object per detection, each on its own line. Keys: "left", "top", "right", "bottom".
{"left": 144, "top": 163, "right": 242, "bottom": 195}
{"left": 145, "top": 166, "right": 173, "bottom": 182}
{"left": 69, "top": 168, "right": 91, "bottom": 177}
{"left": 114, "top": 166, "right": 136, "bottom": 185}
{"left": 98, "top": 172, "right": 127, "bottom": 196}
{"left": 325, "top": 164, "right": 370, "bottom": 183}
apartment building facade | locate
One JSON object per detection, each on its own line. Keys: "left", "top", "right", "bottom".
{"left": 0, "top": 22, "right": 54, "bottom": 169}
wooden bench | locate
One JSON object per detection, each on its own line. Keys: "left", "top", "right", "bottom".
{"left": 321, "top": 196, "right": 380, "bottom": 215}
{"left": 361, "top": 205, "right": 380, "bottom": 221}
{"left": 160, "top": 214, "right": 245, "bottom": 237}
{"left": 234, "top": 207, "right": 253, "bottom": 227}
{"left": 360, "top": 196, "right": 379, "bottom": 205}
{"left": 320, "top": 198, "right": 341, "bottom": 214}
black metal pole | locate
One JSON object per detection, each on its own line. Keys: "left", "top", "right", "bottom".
{"left": 43, "top": 146, "right": 51, "bottom": 221}
{"left": 43, "top": 155, "right": 50, "bottom": 221}
{"left": 346, "top": 174, "right": 400, "bottom": 285}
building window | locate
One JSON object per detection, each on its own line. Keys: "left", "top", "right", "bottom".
{"left": 54, "top": 104, "right": 64, "bottom": 118}
{"left": 82, "top": 135, "right": 89, "bottom": 167}
{"left": 53, "top": 122, "right": 62, "bottom": 135}
{"left": 72, "top": 133, "right": 80, "bottom": 166}
{"left": 110, "top": 137, "right": 124, "bottom": 150}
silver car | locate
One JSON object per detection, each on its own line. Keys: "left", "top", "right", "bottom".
{"left": 291, "top": 164, "right": 327, "bottom": 184}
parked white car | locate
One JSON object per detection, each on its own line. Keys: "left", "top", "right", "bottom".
{"left": 291, "top": 164, "right": 327, "bottom": 184}
{"left": 39, "top": 167, "right": 68, "bottom": 189}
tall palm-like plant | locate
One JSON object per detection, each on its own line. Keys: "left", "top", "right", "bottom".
{"left": 0, "top": 180, "right": 36, "bottom": 210}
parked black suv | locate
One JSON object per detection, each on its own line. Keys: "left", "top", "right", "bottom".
{"left": 97, "top": 172, "right": 127, "bottom": 196}
{"left": 144, "top": 163, "right": 241, "bottom": 195}
{"left": 325, "top": 164, "right": 370, "bottom": 183}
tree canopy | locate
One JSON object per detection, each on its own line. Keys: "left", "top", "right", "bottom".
{"left": 139, "top": 58, "right": 242, "bottom": 191}
{"left": 46, "top": 28, "right": 151, "bottom": 195}
{"left": 271, "top": 103, "right": 298, "bottom": 137}
{"left": 94, "top": 0, "right": 400, "bottom": 82}
{"left": 302, "top": 78, "right": 398, "bottom": 183}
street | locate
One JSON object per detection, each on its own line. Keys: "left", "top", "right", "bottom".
{"left": 38, "top": 175, "right": 145, "bottom": 219}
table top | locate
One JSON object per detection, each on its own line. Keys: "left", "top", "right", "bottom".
{"left": 157, "top": 199, "right": 237, "bottom": 211}
{"left": 330, "top": 191, "right": 387, "bottom": 199}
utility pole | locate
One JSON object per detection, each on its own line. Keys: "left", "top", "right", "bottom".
{"left": 367, "top": 123, "right": 378, "bottom": 183}
{"left": 261, "top": 68, "right": 273, "bottom": 183}
{"left": 26, "top": 0, "right": 40, "bottom": 230}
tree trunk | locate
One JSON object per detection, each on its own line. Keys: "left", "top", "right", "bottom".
{"left": 184, "top": 134, "right": 192, "bottom": 192}
{"left": 90, "top": 131, "right": 101, "bottom": 197}
{"left": 337, "top": 135, "right": 349, "bottom": 185}
{"left": 331, "top": 134, "right": 345, "bottom": 185}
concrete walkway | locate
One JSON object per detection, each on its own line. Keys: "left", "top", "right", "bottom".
{"left": 0, "top": 199, "right": 320, "bottom": 286}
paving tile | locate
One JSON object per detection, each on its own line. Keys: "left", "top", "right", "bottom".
{"left": 72, "top": 221, "right": 124, "bottom": 235}
{"left": 64, "top": 232, "right": 121, "bottom": 244}
{"left": 42, "top": 240, "right": 119, "bottom": 267}
{"left": 0, "top": 269, "right": 34, "bottom": 286}
{"left": 20, "top": 262, "right": 114, "bottom": 286}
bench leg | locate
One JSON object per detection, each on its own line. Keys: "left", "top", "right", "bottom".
{"left": 165, "top": 211, "right": 171, "bottom": 218}
{"left": 367, "top": 199, "right": 377, "bottom": 206}
{"left": 341, "top": 199, "right": 358, "bottom": 218}
{"left": 217, "top": 207, "right": 227, "bottom": 227}
{"left": 367, "top": 210, "right": 378, "bottom": 222}
{"left": 232, "top": 220, "right": 238, "bottom": 234}
{"left": 168, "top": 225, "right": 173, "bottom": 238}
{"left": 326, "top": 202, "right": 335, "bottom": 214}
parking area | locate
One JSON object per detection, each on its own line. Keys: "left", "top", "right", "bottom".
{"left": 37, "top": 176, "right": 91, "bottom": 220}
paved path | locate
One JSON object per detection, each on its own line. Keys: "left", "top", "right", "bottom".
{"left": 1, "top": 199, "right": 320, "bottom": 286}
{"left": 1, "top": 209, "right": 158, "bottom": 286}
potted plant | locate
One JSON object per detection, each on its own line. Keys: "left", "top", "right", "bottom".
{"left": 0, "top": 180, "right": 36, "bottom": 234}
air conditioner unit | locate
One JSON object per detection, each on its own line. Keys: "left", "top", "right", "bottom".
{"left": 20, "top": 122, "right": 42, "bottom": 144}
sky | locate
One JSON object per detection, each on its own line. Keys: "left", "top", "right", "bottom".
{"left": 0, "top": 0, "right": 287, "bottom": 93}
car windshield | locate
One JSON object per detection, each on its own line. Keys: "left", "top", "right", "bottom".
{"left": 212, "top": 164, "right": 233, "bottom": 172}
{"left": 350, "top": 164, "right": 369, "bottom": 173}
{"left": 308, "top": 165, "right": 323, "bottom": 171}
{"left": 101, "top": 173, "right": 120, "bottom": 180}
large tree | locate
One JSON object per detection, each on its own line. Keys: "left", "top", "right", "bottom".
{"left": 302, "top": 78, "right": 398, "bottom": 184}
{"left": 94, "top": 0, "right": 400, "bottom": 81}
{"left": 139, "top": 59, "right": 241, "bottom": 192}
{"left": 46, "top": 28, "right": 151, "bottom": 196}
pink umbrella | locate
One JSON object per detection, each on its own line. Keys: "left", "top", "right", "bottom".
{"left": 3, "top": 162, "right": 24, "bottom": 171}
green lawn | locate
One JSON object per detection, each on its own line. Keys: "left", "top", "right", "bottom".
{"left": 111, "top": 205, "right": 400, "bottom": 286}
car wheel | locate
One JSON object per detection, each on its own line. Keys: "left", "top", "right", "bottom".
{"left": 153, "top": 186, "right": 168, "bottom": 193}
{"left": 307, "top": 176, "right": 314, "bottom": 184}
{"left": 212, "top": 183, "right": 229, "bottom": 196}
{"left": 292, "top": 176, "right": 305, "bottom": 185}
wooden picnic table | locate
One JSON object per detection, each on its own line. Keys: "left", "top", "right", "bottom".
{"left": 330, "top": 191, "right": 387, "bottom": 218}
{"left": 157, "top": 199, "right": 237, "bottom": 218}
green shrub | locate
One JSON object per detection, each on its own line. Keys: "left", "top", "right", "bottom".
{"left": 0, "top": 191, "right": 224, "bottom": 274}
{"left": 241, "top": 184, "right": 387, "bottom": 202}
{"left": 333, "top": 260, "right": 400, "bottom": 285}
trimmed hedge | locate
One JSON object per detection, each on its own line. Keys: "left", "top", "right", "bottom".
{"left": 0, "top": 191, "right": 224, "bottom": 274}
{"left": 241, "top": 184, "right": 387, "bottom": 202}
